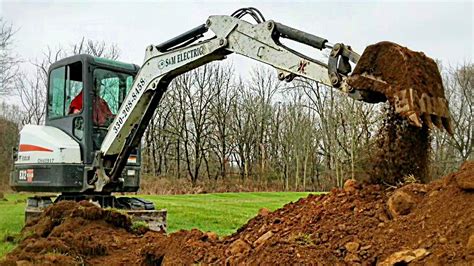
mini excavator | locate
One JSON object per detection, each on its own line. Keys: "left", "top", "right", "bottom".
{"left": 10, "top": 8, "right": 452, "bottom": 231}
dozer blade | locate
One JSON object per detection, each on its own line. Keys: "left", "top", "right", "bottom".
{"left": 347, "top": 41, "right": 453, "bottom": 134}
{"left": 24, "top": 196, "right": 167, "bottom": 233}
{"left": 126, "top": 209, "right": 167, "bottom": 232}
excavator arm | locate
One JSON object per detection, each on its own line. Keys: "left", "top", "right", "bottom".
{"left": 92, "top": 14, "right": 364, "bottom": 191}
{"left": 93, "top": 10, "right": 451, "bottom": 192}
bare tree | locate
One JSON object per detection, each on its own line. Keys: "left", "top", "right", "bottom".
{"left": 15, "top": 69, "right": 46, "bottom": 125}
{"left": 208, "top": 64, "right": 236, "bottom": 180}
{"left": 231, "top": 84, "right": 258, "bottom": 181}
{"left": 249, "top": 68, "right": 281, "bottom": 181}
{"left": 448, "top": 63, "right": 473, "bottom": 161}
{"left": 143, "top": 98, "right": 174, "bottom": 176}
{"left": 430, "top": 62, "right": 473, "bottom": 178}
{"left": 0, "top": 18, "right": 20, "bottom": 96}
{"left": 71, "top": 37, "right": 120, "bottom": 60}
{"left": 0, "top": 102, "right": 21, "bottom": 188}
{"left": 172, "top": 65, "right": 217, "bottom": 185}
{"left": 0, "top": 101, "right": 22, "bottom": 125}
{"left": 295, "top": 80, "right": 338, "bottom": 184}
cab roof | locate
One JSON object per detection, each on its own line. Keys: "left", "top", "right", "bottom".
{"left": 48, "top": 54, "right": 140, "bottom": 74}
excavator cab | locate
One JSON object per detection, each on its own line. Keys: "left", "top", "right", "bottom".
{"left": 12, "top": 55, "right": 142, "bottom": 193}
{"left": 11, "top": 55, "right": 166, "bottom": 231}
{"left": 49, "top": 55, "right": 140, "bottom": 169}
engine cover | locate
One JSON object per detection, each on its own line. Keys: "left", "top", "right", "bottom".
{"left": 15, "top": 125, "right": 81, "bottom": 165}
{"left": 11, "top": 125, "right": 85, "bottom": 192}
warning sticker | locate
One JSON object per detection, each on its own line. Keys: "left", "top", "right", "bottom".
{"left": 26, "top": 169, "right": 34, "bottom": 183}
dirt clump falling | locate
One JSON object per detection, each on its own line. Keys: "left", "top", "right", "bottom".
{"left": 3, "top": 162, "right": 474, "bottom": 265}
{"left": 348, "top": 41, "right": 446, "bottom": 185}
{"left": 369, "top": 106, "right": 431, "bottom": 185}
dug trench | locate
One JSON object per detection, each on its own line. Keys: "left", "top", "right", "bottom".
{"left": 1, "top": 161, "right": 473, "bottom": 265}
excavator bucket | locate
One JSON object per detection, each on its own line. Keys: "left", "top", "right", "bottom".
{"left": 347, "top": 41, "right": 453, "bottom": 134}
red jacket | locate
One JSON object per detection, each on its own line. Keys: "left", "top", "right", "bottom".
{"left": 69, "top": 91, "right": 114, "bottom": 126}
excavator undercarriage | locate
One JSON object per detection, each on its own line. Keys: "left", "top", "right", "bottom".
{"left": 25, "top": 195, "right": 166, "bottom": 232}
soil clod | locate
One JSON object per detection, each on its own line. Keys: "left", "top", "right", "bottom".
{"left": 344, "top": 241, "right": 360, "bottom": 253}
{"left": 379, "top": 248, "right": 430, "bottom": 266}
{"left": 227, "top": 239, "right": 251, "bottom": 256}
{"left": 456, "top": 161, "right": 474, "bottom": 190}
{"left": 387, "top": 190, "right": 415, "bottom": 217}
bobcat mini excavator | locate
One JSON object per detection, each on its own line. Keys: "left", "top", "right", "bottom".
{"left": 10, "top": 8, "right": 452, "bottom": 231}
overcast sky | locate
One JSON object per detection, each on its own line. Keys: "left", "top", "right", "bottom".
{"left": 1, "top": 0, "right": 473, "bottom": 79}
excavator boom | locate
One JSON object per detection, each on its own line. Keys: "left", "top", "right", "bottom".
{"left": 95, "top": 14, "right": 361, "bottom": 190}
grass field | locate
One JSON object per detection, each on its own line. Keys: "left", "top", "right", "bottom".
{"left": 0, "top": 192, "right": 312, "bottom": 258}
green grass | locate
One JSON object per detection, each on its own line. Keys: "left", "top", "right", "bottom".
{"left": 0, "top": 194, "right": 29, "bottom": 258}
{"left": 140, "top": 192, "right": 312, "bottom": 235}
{"left": 0, "top": 192, "right": 313, "bottom": 258}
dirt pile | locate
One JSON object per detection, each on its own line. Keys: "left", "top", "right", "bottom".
{"left": 3, "top": 162, "right": 473, "bottom": 265}
{"left": 347, "top": 41, "right": 453, "bottom": 134}
{"left": 1, "top": 201, "right": 164, "bottom": 265}
{"left": 188, "top": 161, "right": 473, "bottom": 265}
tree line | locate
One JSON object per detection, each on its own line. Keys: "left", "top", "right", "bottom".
{"left": 140, "top": 62, "right": 472, "bottom": 191}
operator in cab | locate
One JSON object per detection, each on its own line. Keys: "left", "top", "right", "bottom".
{"left": 68, "top": 84, "right": 114, "bottom": 127}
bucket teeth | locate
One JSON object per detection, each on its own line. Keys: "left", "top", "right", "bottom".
{"left": 388, "top": 88, "right": 453, "bottom": 133}
{"left": 422, "top": 114, "right": 434, "bottom": 129}
{"left": 407, "top": 111, "right": 423, "bottom": 127}
{"left": 442, "top": 117, "right": 454, "bottom": 135}
{"left": 431, "top": 115, "right": 443, "bottom": 129}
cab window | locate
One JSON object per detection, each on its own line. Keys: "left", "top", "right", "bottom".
{"left": 91, "top": 68, "right": 134, "bottom": 150}
{"left": 93, "top": 68, "right": 134, "bottom": 115}
{"left": 48, "top": 62, "right": 83, "bottom": 119}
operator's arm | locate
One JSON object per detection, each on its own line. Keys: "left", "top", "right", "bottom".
{"left": 92, "top": 12, "right": 376, "bottom": 191}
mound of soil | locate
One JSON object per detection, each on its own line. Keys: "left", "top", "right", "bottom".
{"left": 180, "top": 161, "right": 473, "bottom": 265}
{"left": 1, "top": 201, "right": 165, "bottom": 265}
{"left": 3, "top": 162, "right": 473, "bottom": 265}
